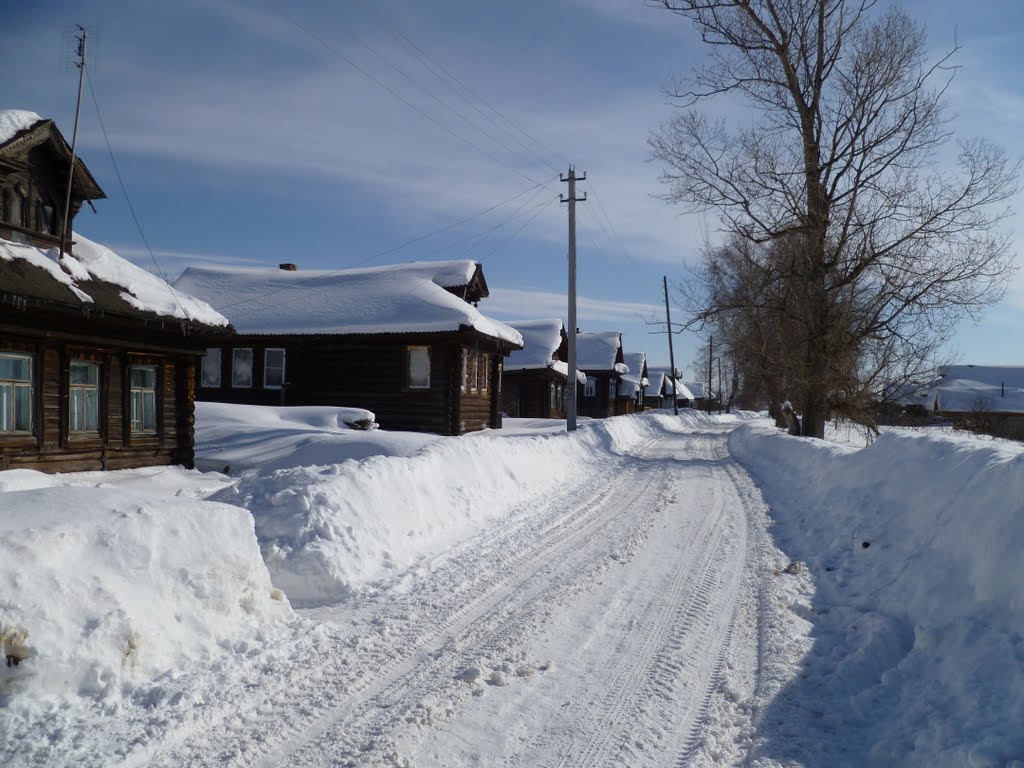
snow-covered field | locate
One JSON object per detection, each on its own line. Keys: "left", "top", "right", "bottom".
{"left": 1, "top": 405, "right": 1021, "bottom": 766}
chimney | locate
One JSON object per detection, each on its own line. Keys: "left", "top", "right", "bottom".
{"left": 279, "top": 263, "right": 297, "bottom": 271}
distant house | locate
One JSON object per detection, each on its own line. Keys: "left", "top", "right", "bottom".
{"left": 617, "top": 352, "right": 649, "bottom": 414}
{"left": 646, "top": 369, "right": 693, "bottom": 410}
{"left": 576, "top": 331, "right": 628, "bottom": 419}
{"left": 908, "top": 364, "right": 1024, "bottom": 437}
{"left": 0, "top": 110, "right": 230, "bottom": 472}
{"left": 685, "top": 380, "right": 714, "bottom": 410}
{"left": 502, "top": 319, "right": 582, "bottom": 419}
{"left": 174, "top": 261, "right": 523, "bottom": 435}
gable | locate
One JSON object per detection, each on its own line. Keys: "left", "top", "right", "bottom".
{"left": 0, "top": 116, "right": 105, "bottom": 203}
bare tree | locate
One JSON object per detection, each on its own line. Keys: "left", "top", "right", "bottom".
{"left": 650, "top": 0, "right": 1019, "bottom": 437}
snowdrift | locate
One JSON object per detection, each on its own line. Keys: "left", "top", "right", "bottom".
{"left": 729, "top": 424, "right": 1024, "bottom": 766}
{"left": 212, "top": 410, "right": 706, "bottom": 606}
{"left": 194, "top": 401, "right": 435, "bottom": 473}
{"left": 0, "top": 478, "right": 291, "bottom": 704}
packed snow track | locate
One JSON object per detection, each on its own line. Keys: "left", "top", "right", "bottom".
{"left": 30, "top": 422, "right": 779, "bottom": 768}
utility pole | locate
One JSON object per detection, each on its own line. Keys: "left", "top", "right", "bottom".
{"left": 59, "top": 25, "right": 87, "bottom": 262}
{"left": 663, "top": 276, "right": 678, "bottom": 416}
{"left": 561, "top": 166, "right": 586, "bottom": 432}
{"left": 706, "top": 335, "right": 713, "bottom": 415}
{"left": 718, "top": 357, "right": 723, "bottom": 414}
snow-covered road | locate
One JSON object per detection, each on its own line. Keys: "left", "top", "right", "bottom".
{"left": 131, "top": 423, "right": 779, "bottom": 768}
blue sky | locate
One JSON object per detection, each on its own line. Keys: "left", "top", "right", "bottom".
{"left": 4, "top": 0, "right": 1023, "bottom": 373}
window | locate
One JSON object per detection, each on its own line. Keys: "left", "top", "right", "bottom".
{"left": 39, "top": 202, "right": 55, "bottom": 235}
{"left": 479, "top": 353, "right": 489, "bottom": 392}
{"left": 129, "top": 365, "right": 158, "bottom": 433}
{"left": 609, "top": 378, "right": 619, "bottom": 399}
{"left": 10, "top": 193, "right": 21, "bottom": 228}
{"left": 69, "top": 361, "right": 100, "bottom": 433}
{"left": 584, "top": 376, "right": 596, "bottom": 398}
{"left": 549, "top": 381, "right": 557, "bottom": 411}
{"left": 264, "top": 348, "right": 286, "bottom": 389}
{"left": 461, "top": 349, "right": 469, "bottom": 392}
{"left": 201, "top": 348, "right": 222, "bottom": 388}
{"left": 232, "top": 348, "right": 253, "bottom": 388}
{"left": 0, "top": 352, "right": 33, "bottom": 433}
{"left": 408, "top": 346, "right": 430, "bottom": 389}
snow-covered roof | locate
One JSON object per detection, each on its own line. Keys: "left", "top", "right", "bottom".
{"left": 504, "top": 319, "right": 565, "bottom": 372}
{"left": 173, "top": 261, "right": 521, "bottom": 345}
{"left": 646, "top": 369, "right": 694, "bottom": 400}
{"left": 910, "top": 365, "right": 1024, "bottom": 414}
{"left": 685, "top": 381, "right": 706, "bottom": 399}
{"left": 0, "top": 233, "right": 229, "bottom": 327}
{"left": 619, "top": 352, "right": 649, "bottom": 398}
{"left": 576, "top": 331, "right": 626, "bottom": 372}
{"left": 0, "top": 109, "right": 43, "bottom": 145}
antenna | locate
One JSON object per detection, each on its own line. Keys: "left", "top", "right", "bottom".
{"left": 58, "top": 25, "right": 88, "bottom": 262}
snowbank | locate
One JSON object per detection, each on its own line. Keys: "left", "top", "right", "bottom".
{"left": 195, "top": 401, "right": 436, "bottom": 473}
{"left": 210, "top": 410, "right": 706, "bottom": 606}
{"left": 729, "top": 423, "right": 1024, "bottom": 766}
{"left": 0, "top": 476, "right": 291, "bottom": 705}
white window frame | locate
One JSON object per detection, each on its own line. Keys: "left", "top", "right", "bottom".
{"left": 201, "top": 347, "right": 222, "bottom": 388}
{"left": 584, "top": 376, "right": 597, "bottom": 398}
{"left": 407, "top": 346, "right": 431, "bottom": 390}
{"left": 232, "top": 348, "right": 253, "bottom": 388}
{"left": 461, "top": 348, "right": 469, "bottom": 392}
{"left": 69, "top": 360, "right": 100, "bottom": 433}
{"left": 129, "top": 365, "right": 159, "bottom": 434}
{"left": 264, "top": 348, "right": 286, "bottom": 390}
{"left": 0, "top": 351, "right": 33, "bottom": 434}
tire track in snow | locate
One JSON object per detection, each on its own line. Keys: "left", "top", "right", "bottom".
{"left": 272, "top": 451, "right": 670, "bottom": 767}
{"left": 445, "top": 427, "right": 761, "bottom": 768}
{"left": 136, "top": 440, "right": 672, "bottom": 768}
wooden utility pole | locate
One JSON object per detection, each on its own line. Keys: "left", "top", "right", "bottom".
{"left": 663, "top": 276, "right": 678, "bottom": 416}
{"left": 718, "top": 357, "right": 723, "bottom": 414}
{"left": 59, "top": 25, "right": 87, "bottom": 262}
{"left": 706, "top": 335, "right": 713, "bottom": 415}
{"left": 561, "top": 167, "right": 586, "bottom": 432}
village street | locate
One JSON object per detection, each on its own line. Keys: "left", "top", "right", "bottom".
{"left": 104, "top": 422, "right": 780, "bottom": 768}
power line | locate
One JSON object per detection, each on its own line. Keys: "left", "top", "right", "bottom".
{"left": 212, "top": 175, "right": 557, "bottom": 313}
{"left": 84, "top": 64, "right": 187, "bottom": 316}
{"left": 358, "top": 2, "right": 564, "bottom": 175}
{"left": 341, "top": 25, "right": 548, "bottom": 179}
{"left": 478, "top": 195, "right": 560, "bottom": 263}
{"left": 271, "top": 3, "right": 545, "bottom": 187}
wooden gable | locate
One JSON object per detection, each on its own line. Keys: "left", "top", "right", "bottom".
{"left": 0, "top": 118, "right": 105, "bottom": 250}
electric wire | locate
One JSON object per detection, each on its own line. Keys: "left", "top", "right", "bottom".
{"left": 358, "top": 2, "right": 565, "bottom": 175}
{"left": 271, "top": 3, "right": 546, "bottom": 187}
{"left": 212, "top": 174, "right": 558, "bottom": 314}
{"left": 84, "top": 65, "right": 188, "bottom": 317}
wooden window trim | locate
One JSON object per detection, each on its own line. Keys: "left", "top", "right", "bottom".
{"left": 0, "top": 349, "right": 35, "bottom": 436}
{"left": 128, "top": 363, "right": 160, "bottom": 435}
{"left": 68, "top": 358, "right": 102, "bottom": 437}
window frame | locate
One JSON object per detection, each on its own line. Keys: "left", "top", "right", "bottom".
{"left": 201, "top": 347, "right": 222, "bottom": 388}
{"left": 263, "top": 348, "right": 286, "bottom": 390}
{"left": 479, "top": 352, "right": 489, "bottom": 392}
{"left": 231, "top": 347, "right": 254, "bottom": 389}
{"left": 584, "top": 376, "right": 597, "bottom": 398}
{"left": 129, "top": 364, "right": 159, "bottom": 435}
{"left": 0, "top": 350, "right": 34, "bottom": 434}
{"left": 407, "top": 346, "right": 431, "bottom": 390}
{"left": 69, "top": 359, "right": 101, "bottom": 434}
